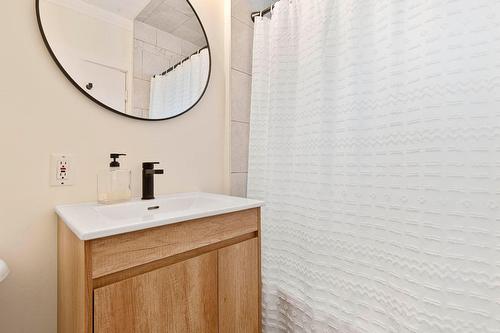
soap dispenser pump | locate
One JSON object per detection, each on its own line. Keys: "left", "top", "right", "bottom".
{"left": 110, "top": 153, "right": 125, "bottom": 168}
{"left": 97, "top": 153, "right": 132, "bottom": 204}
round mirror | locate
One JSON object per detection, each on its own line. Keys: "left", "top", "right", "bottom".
{"left": 36, "top": 0, "right": 211, "bottom": 121}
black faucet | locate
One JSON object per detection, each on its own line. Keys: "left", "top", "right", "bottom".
{"left": 142, "top": 162, "right": 164, "bottom": 200}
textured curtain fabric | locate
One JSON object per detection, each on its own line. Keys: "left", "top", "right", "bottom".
{"left": 247, "top": 1, "right": 500, "bottom": 332}
{"left": 149, "top": 48, "right": 209, "bottom": 118}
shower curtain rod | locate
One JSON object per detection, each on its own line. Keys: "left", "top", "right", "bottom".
{"left": 155, "top": 46, "right": 208, "bottom": 77}
{"left": 250, "top": 4, "right": 275, "bottom": 22}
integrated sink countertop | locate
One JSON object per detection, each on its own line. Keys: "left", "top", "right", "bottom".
{"left": 55, "top": 192, "right": 264, "bottom": 240}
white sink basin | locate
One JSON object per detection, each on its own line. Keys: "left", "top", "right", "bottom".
{"left": 56, "top": 192, "right": 264, "bottom": 240}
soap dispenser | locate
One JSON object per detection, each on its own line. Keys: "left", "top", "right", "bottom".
{"left": 97, "top": 153, "right": 132, "bottom": 204}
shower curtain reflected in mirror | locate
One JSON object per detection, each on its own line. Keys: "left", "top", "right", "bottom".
{"left": 149, "top": 48, "right": 210, "bottom": 119}
{"left": 248, "top": 1, "right": 500, "bottom": 332}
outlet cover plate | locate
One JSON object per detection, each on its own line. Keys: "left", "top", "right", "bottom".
{"left": 50, "top": 153, "right": 74, "bottom": 186}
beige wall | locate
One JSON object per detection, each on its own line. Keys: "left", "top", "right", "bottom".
{"left": 0, "top": 0, "right": 227, "bottom": 332}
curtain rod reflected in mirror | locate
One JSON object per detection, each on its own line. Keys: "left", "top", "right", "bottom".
{"left": 35, "top": 0, "right": 211, "bottom": 121}
{"left": 155, "top": 46, "right": 208, "bottom": 77}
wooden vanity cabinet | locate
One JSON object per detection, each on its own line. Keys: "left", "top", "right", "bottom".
{"left": 94, "top": 251, "right": 219, "bottom": 333}
{"left": 58, "top": 208, "right": 261, "bottom": 333}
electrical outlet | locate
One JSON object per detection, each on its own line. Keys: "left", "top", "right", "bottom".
{"left": 50, "top": 154, "right": 74, "bottom": 186}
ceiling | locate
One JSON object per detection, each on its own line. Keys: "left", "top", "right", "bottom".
{"left": 136, "top": 0, "right": 206, "bottom": 47}
{"left": 82, "top": 0, "right": 150, "bottom": 20}
{"left": 77, "top": 0, "right": 206, "bottom": 48}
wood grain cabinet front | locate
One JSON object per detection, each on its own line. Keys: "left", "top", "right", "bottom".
{"left": 219, "top": 238, "right": 260, "bottom": 333}
{"left": 58, "top": 208, "right": 261, "bottom": 333}
{"left": 94, "top": 252, "right": 218, "bottom": 333}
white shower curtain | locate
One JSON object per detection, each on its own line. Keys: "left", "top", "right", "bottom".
{"left": 248, "top": 1, "right": 500, "bottom": 332}
{"left": 150, "top": 48, "right": 209, "bottom": 118}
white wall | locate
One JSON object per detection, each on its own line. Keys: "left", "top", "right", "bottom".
{"left": 40, "top": 0, "right": 133, "bottom": 114}
{"left": 40, "top": 0, "right": 135, "bottom": 114}
{"left": 0, "top": 0, "right": 227, "bottom": 332}
{"left": 40, "top": 0, "right": 133, "bottom": 75}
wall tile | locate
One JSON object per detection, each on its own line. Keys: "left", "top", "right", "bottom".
{"left": 165, "top": 50, "right": 184, "bottom": 68}
{"left": 231, "top": 121, "right": 250, "bottom": 173}
{"left": 231, "top": 69, "right": 252, "bottom": 123}
{"left": 157, "top": 30, "right": 183, "bottom": 55}
{"left": 133, "top": 78, "right": 150, "bottom": 109}
{"left": 182, "top": 40, "right": 200, "bottom": 57}
{"left": 142, "top": 48, "right": 169, "bottom": 79}
{"left": 232, "top": 0, "right": 254, "bottom": 27}
{"left": 231, "top": 173, "right": 248, "bottom": 197}
{"left": 231, "top": 0, "right": 255, "bottom": 194}
{"left": 133, "top": 107, "right": 142, "bottom": 117}
{"left": 133, "top": 44, "right": 143, "bottom": 79}
{"left": 231, "top": 18, "right": 253, "bottom": 74}
{"left": 133, "top": 107, "right": 149, "bottom": 118}
{"left": 174, "top": 23, "right": 206, "bottom": 48}
{"left": 141, "top": 41, "right": 163, "bottom": 55}
{"left": 134, "top": 21, "right": 157, "bottom": 45}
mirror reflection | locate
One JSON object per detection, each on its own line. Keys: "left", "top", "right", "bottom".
{"left": 38, "top": 0, "right": 210, "bottom": 120}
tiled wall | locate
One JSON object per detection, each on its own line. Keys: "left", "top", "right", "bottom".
{"left": 132, "top": 21, "right": 200, "bottom": 118}
{"left": 230, "top": 0, "right": 255, "bottom": 197}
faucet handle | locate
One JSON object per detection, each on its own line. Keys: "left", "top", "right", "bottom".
{"left": 142, "top": 162, "right": 160, "bottom": 169}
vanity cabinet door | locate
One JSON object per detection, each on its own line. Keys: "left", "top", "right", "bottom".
{"left": 93, "top": 251, "right": 218, "bottom": 333}
{"left": 218, "top": 238, "right": 260, "bottom": 333}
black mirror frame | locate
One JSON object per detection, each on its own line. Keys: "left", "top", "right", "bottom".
{"left": 35, "top": 0, "right": 212, "bottom": 121}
